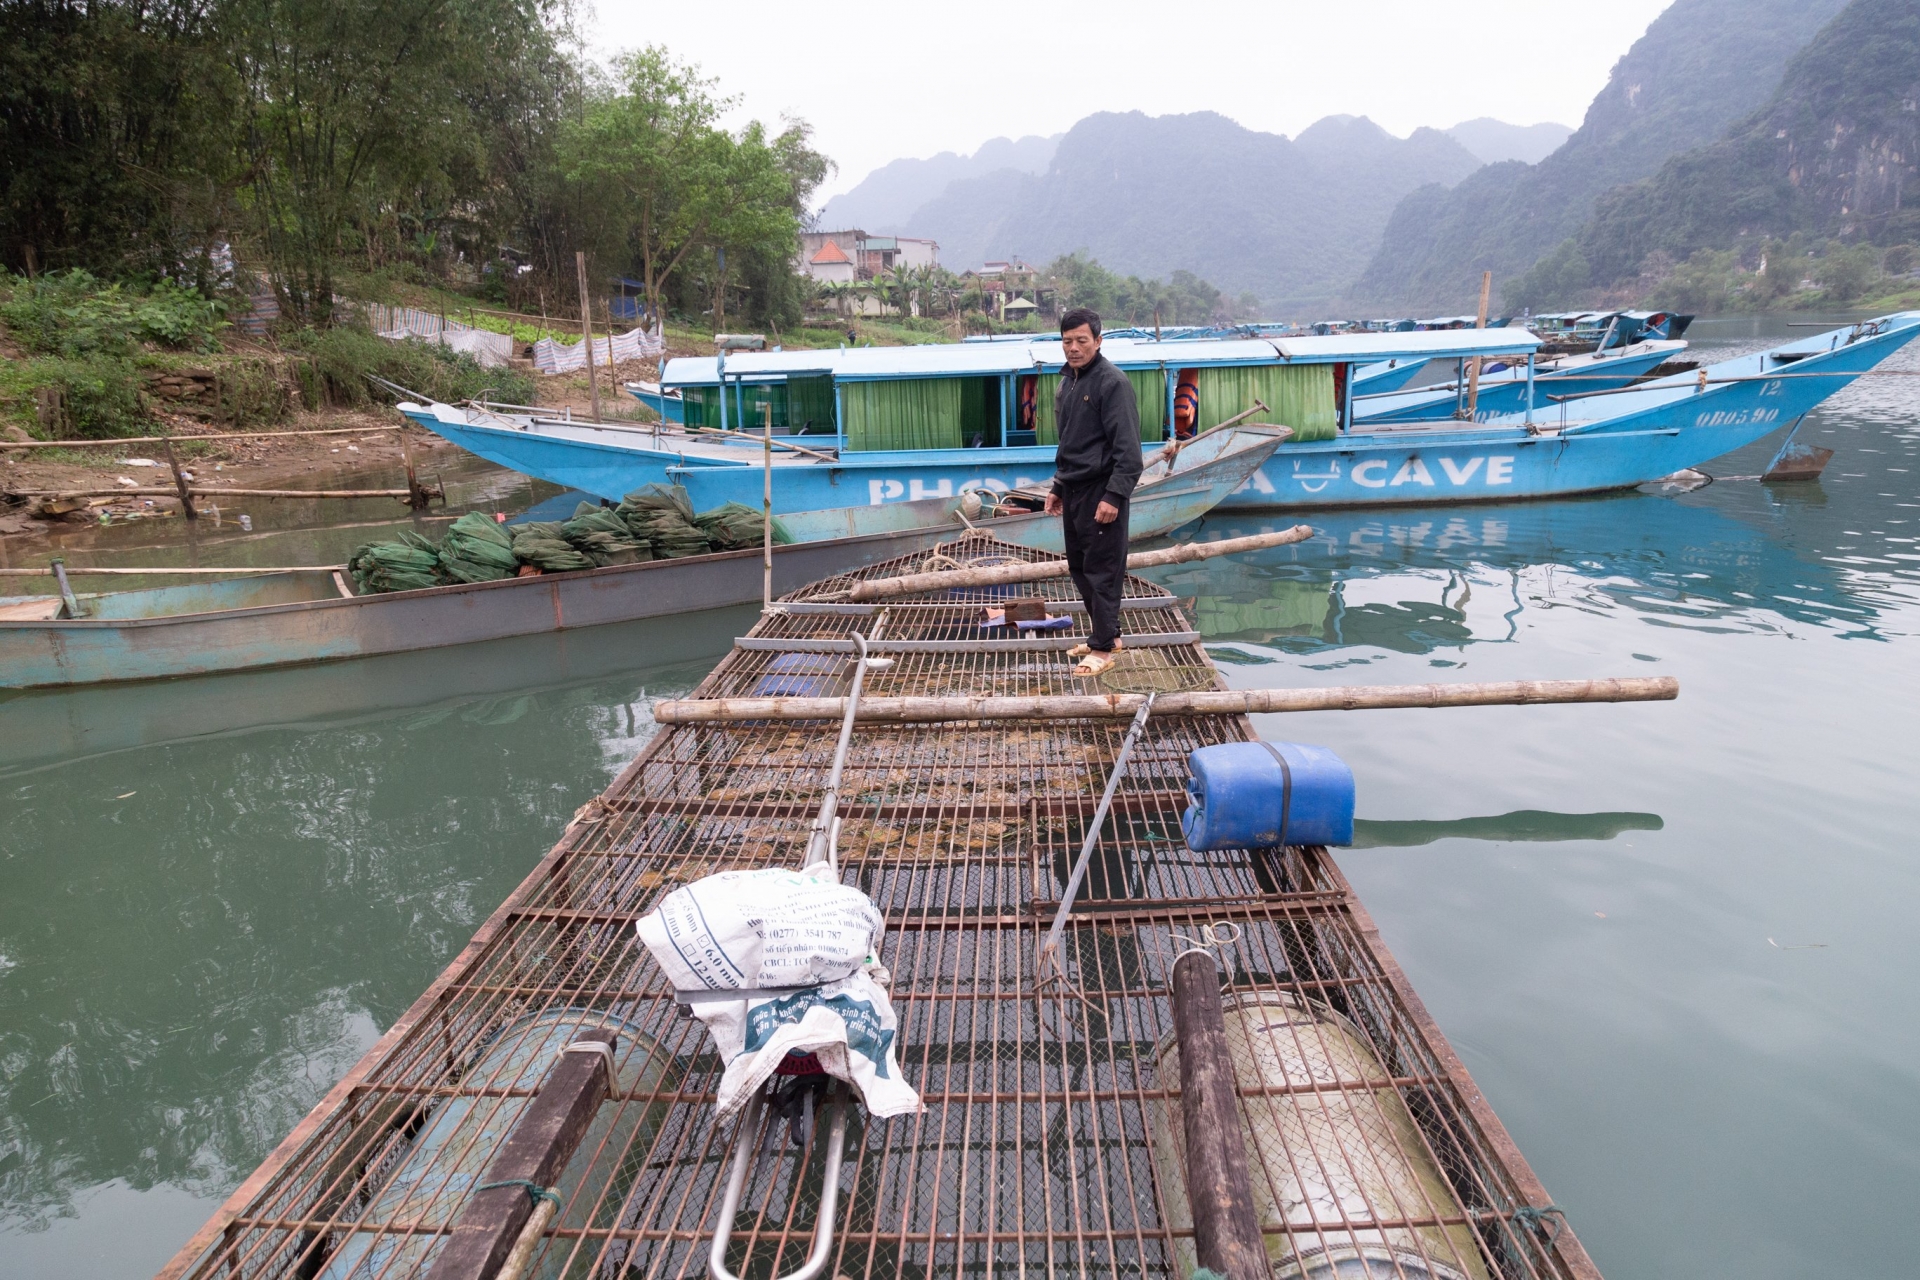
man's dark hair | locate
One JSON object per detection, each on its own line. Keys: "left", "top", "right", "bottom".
{"left": 1060, "top": 307, "right": 1101, "bottom": 337}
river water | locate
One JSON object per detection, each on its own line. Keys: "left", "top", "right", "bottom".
{"left": 2, "top": 314, "right": 1917, "bottom": 1278}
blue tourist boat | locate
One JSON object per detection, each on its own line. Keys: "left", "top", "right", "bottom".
{"left": 398, "top": 313, "right": 1916, "bottom": 516}
{"left": 623, "top": 379, "right": 685, "bottom": 424}
{"left": 1354, "top": 335, "right": 1686, "bottom": 423}
{"left": 399, "top": 328, "right": 1541, "bottom": 510}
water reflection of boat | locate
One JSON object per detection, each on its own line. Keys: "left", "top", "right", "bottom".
{"left": 1145, "top": 491, "right": 1875, "bottom": 652}
{"left": 1350, "top": 809, "right": 1664, "bottom": 848}
{"left": 0, "top": 605, "right": 747, "bottom": 774}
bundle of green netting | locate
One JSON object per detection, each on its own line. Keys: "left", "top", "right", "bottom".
{"left": 694, "top": 501, "right": 793, "bottom": 551}
{"left": 347, "top": 532, "right": 444, "bottom": 594}
{"left": 438, "top": 511, "right": 520, "bottom": 583}
{"left": 341, "top": 484, "right": 789, "bottom": 593}
{"left": 561, "top": 502, "right": 653, "bottom": 566}
{"left": 508, "top": 520, "right": 594, "bottom": 573}
{"left": 616, "top": 484, "right": 710, "bottom": 559}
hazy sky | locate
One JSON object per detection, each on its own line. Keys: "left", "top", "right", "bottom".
{"left": 592, "top": 1, "right": 1676, "bottom": 203}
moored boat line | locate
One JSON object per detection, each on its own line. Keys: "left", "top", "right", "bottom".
{"left": 396, "top": 313, "right": 1915, "bottom": 516}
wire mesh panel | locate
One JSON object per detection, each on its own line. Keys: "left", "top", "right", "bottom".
{"left": 162, "top": 533, "right": 1599, "bottom": 1280}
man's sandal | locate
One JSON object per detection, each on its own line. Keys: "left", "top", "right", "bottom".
{"left": 1074, "top": 650, "right": 1118, "bottom": 677}
{"left": 1066, "top": 639, "right": 1124, "bottom": 659}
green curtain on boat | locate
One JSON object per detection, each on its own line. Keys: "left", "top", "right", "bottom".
{"left": 1126, "top": 368, "right": 1167, "bottom": 442}
{"left": 842, "top": 377, "right": 965, "bottom": 451}
{"left": 1031, "top": 373, "right": 1063, "bottom": 444}
{"left": 680, "top": 386, "right": 718, "bottom": 429}
{"left": 1032, "top": 370, "right": 1165, "bottom": 444}
{"left": 787, "top": 375, "right": 835, "bottom": 433}
{"left": 1195, "top": 364, "right": 1336, "bottom": 442}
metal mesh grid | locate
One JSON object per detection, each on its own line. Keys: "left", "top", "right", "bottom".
{"left": 163, "top": 533, "right": 1599, "bottom": 1280}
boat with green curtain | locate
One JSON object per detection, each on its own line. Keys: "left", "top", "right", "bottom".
{"left": 396, "top": 313, "right": 1918, "bottom": 513}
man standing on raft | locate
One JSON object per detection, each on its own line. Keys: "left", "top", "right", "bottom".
{"left": 1045, "top": 308, "right": 1143, "bottom": 678}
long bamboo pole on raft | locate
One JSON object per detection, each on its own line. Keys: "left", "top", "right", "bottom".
{"left": 842, "top": 525, "right": 1315, "bottom": 602}
{"left": 652, "top": 676, "right": 1680, "bottom": 725}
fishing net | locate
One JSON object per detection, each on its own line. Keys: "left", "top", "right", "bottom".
{"left": 510, "top": 520, "right": 595, "bottom": 573}
{"left": 694, "top": 501, "right": 793, "bottom": 551}
{"left": 1094, "top": 648, "right": 1217, "bottom": 694}
{"left": 347, "top": 531, "right": 444, "bottom": 594}
{"left": 438, "top": 512, "right": 519, "bottom": 583}
{"left": 561, "top": 502, "right": 653, "bottom": 566}
{"left": 617, "top": 484, "right": 710, "bottom": 558}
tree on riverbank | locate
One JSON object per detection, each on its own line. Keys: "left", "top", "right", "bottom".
{"left": 0, "top": 2, "right": 826, "bottom": 332}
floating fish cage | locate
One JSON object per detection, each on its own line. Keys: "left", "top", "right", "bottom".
{"left": 164, "top": 532, "right": 1598, "bottom": 1280}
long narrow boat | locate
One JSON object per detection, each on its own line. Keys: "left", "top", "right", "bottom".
{"left": 1354, "top": 338, "right": 1686, "bottom": 424}
{"left": 159, "top": 532, "right": 1620, "bottom": 1280}
{"left": 399, "top": 315, "right": 1912, "bottom": 516}
{"left": 398, "top": 329, "right": 1544, "bottom": 509}
{"left": 1229, "top": 313, "right": 1917, "bottom": 509}
{"left": 0, "top": 427, "right": 1279, "bottom": 688}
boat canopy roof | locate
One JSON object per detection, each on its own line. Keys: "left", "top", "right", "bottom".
{"left": 662, "top": 329, "right": 1540, "bottom": 389}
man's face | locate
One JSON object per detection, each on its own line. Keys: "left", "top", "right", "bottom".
{"left": 1061, "top": 324, "right": 1100, "bottom": 369}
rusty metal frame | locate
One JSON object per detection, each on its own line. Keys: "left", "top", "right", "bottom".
{"left": 160, "top": 530, "right": 1600, "bottom": 1280}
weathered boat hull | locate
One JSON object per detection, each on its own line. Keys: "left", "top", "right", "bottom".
{"left": 0, "top": 430, "right": 1275, "bottom": 689}
{"left": 0, "top": 533, "right": 935, "bottom": 689}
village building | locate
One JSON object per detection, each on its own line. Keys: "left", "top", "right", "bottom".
{"left": 799, "top": 229, "right": 939, "bottom": 281}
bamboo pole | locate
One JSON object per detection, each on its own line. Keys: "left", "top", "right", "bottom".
{"left": 843, "top": 526, "right": 1315, "bottom": 602}
{"left": 762, "top": 402, "right": 773, "bottom": 610}
{"left": 0, "top": 565, "right": 343, "bottom": 576}
{"left": 686, "top": 424, "right": 839, "bottom": 463}
{"left": 576, "top": 251, "right": 603, "bottom": 422}
{"left": 7, "top": 486, "right": 426, "bottom": 500}
{"left": 1463, "top": 270, "right": 1491, "bottom": 420}
{"left": 0, "top": 425, "right": 404, "bottom": 450}
{"left": 651, "top": 676, "right": 1679, "bottom": 724}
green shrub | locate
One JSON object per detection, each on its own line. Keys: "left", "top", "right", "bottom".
{"left": 282, "top": 324, "right": 534, "bottom": 408}
{"left": 0, "top": 270, "right": 225, "bottom": 357}
{"left": 216, "top": 359, "right": 289, "bottom": 426}
{"left": 35, "top": 356, "right": 148, "bottom": 438}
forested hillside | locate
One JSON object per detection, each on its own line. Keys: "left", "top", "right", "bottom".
{"left": 906, "top": 110, "right": 1480, "bottom": 310}
{"left": 1550, "top": 0, "right": 1920, "bottom": 301}
{"left": 1353, "top": 0, "right": 1850, "bottom": 311}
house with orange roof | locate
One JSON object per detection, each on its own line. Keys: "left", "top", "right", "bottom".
{"left": 805, "top": 237, "right": 856, "bottom": 283}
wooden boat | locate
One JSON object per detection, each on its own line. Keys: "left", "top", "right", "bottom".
{"left": 0, "top": 426, "right": 1281, "bottom": 688}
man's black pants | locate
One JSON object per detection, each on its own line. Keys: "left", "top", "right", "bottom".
{"left": 1059, "top": 482, "right": 1129, "bottom": 652}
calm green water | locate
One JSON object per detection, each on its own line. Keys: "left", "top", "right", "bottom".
{"left": 3, "top": 314, "right": 1918, "bottom": 1278}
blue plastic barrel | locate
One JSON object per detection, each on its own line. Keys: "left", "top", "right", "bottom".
{"left": 1181, "top": 740, "right": 1355, "bottom": 850}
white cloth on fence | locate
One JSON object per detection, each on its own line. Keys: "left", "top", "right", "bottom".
{"left": 362, "top": 302, "right": 514, "bottom": 367}
{"left": 634, "top": 865, "right": 920, "bottom": 1119}
{"left": 532, "top": 323, "right": 665, "bottom": 375}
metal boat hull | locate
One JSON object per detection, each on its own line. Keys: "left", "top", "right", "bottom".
{"left": 0, "top": 430, "right": 1276, "bottom": 688}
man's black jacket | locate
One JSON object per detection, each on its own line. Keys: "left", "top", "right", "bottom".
{"left": 1049, "top": 353, "right": 1143, "bottom": 503}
